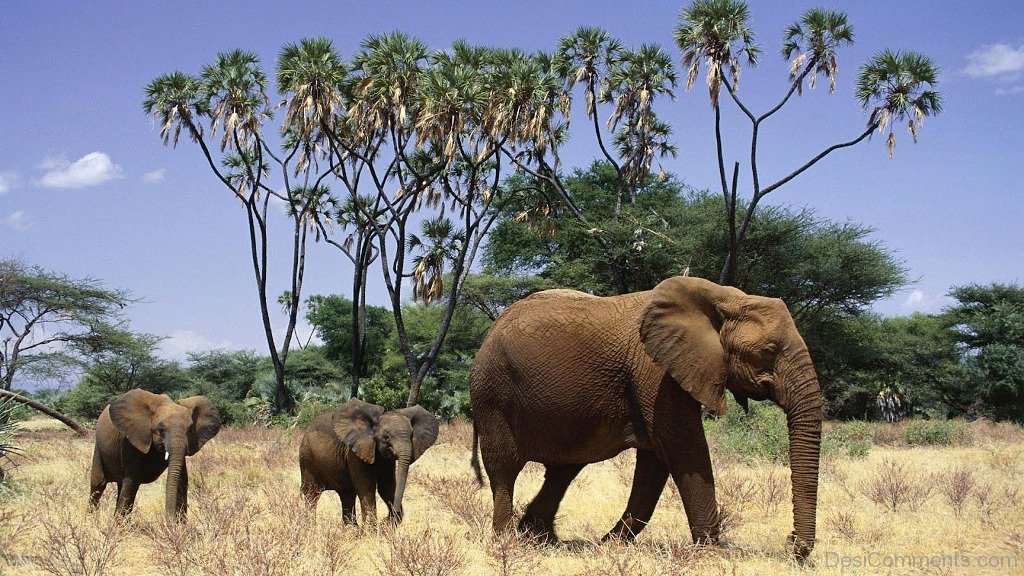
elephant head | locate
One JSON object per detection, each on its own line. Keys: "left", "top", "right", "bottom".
{"left": 108, "top": 389, "right": 222, "bottom": 516}
{"left": 334, "top": 399, "right": 439, "bottom": 521}
{"left": 640, "top": 276, "right": 822, "bottom": 559}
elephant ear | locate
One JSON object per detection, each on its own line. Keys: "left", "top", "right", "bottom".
{"left": 639, "top": 276, "right": 746, "bottom": 416}
{"left": 108, "top": 389, "right": 170, "bottom": 453}
{"left": 334, "top": 398, "right": 386, "bottom": 465}
{"left": 178, "top": 396, "right": 222, "bottom": 456}
{"left": 396, "top": 405, "right": 440, "bottom": 461}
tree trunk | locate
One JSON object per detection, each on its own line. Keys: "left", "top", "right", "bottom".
{"left": 0, "top": 389, "right": 87, "bottom": 435}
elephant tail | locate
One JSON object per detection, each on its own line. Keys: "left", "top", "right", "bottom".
{"left": 470, "top": 419, "right": 484, "bottom": 487}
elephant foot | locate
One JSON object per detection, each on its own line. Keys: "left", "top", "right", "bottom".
{"left": 601, "top": 515, "right": 645, "bottom": 543}
{"left": 786, "top": 531, "right": 813, "bottom": 564}
{"left": 516, "top": 517, "right": 560, "bottom": 546}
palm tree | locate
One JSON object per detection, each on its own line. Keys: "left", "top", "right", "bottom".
{"left": 276, "top": 37, "right": 348, "bottom": 173}
{"left": 408, "top": 216, "right": 465, "bottom": 305}
{"left": 607, "top": 45, "right": 679, "bottom": 198}
{"left": 142, "top": 72, "right": 204, "bottom": 147}
{"left": 674, "top": 0, "right": 759, "bottom": 108}
{"left": 782, "top": 8, "right": 855, "bottom": 93}
{"left": 199, "top": 50, "right": 272, "bottom": 153}
{"left": 857, "top": 50, "right": 942, "bottom": 158}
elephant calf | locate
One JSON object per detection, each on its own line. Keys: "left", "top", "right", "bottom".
{"left": 299, "top": 398, "right": 439, "bottom": 525}
{"left": 90, "top": 389, "right": 222, "bottom": 518}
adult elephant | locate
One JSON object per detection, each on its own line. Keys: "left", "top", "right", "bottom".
{"left": 90, "top": 389, "right": 221, "bottom": 518}
{"left": 300, "top": 399, "right": 439, "bottom": 525}
{"left": 470, "top": 276, "right": 822, "bottom": 559}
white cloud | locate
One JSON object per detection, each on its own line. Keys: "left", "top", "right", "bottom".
{"left": 0, "top": 171, "right": 17, "bottom": 194}
{"left": 158, "top": 330, "right": 235, "bottom": 361}
{"left": 964, "top": 42, "right": 1024, "bottom": 79}
{"left": 3, "top": 210, "right": 32, "bottom": 231}
{"left": 902, "top": 289, "right": 953, "bottom": 313}
{"left": 38, "top": 151, "right": 124, "bottom": 189}
{"left": 141, "top": 168, "right": 166, "bottom": 184}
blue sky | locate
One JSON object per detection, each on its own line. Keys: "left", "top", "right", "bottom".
{"left": 1, "top": 0, "right": 1022, "bottom": 362}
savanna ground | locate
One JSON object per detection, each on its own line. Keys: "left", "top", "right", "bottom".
{"left": 2, "top": 417, "right": 1023, "bottom": 576}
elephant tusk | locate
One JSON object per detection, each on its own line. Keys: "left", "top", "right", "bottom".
{"left": 165, "top": 451, "right": 169, "bottom": 461}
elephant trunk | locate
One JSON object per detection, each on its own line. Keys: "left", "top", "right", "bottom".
{"left": 775, "top": 352, "right": 823, "bottom": 561}
{"left": 164, "top": 436, "right": 189, "bottom": 519}
{"left": 391, "top": 444, "right": 412, "bottom": 523}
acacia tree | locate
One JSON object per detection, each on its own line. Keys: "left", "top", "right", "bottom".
{"left": 144, "top": 50, "right": 343, "bottom": 413}
{"left": 0, "top": 259, "right": 129, "bottom": 432}
{"left": 674, "top": 1, "right": 942, "bottom": 286}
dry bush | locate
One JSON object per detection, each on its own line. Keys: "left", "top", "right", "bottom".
{"left": 438, "top": 418, "right": 474, "bottom": 449}
{"left": 378, "top": 525, "right": 466, "bottom": 576}
{"left": 716, "top": 504, "right": 743, "bottom": 542}
{"left": 757, "top": 467, "right": 789, "bottom": 515}
{"left": 939, "top": 466, "right": 976, "bottom": 516}
{"left": 826, "top": 511, "right": 858, "bottom": 540}
{"left": 974, "top": 482, "right": 1000, "bottom": 525}
{"left": 715, "top": 467, "right": 756, "bottom": 513}
{"left": 610, "top": 451, "right": 636, "bottom": 487}
{"left": 655, "top": 541, "right": 735, "bottom": 576}
{"left": 581, "top": 541, "right": 645, "bottom": 576}
{"left": 142, "top": 517, "right": 198, "bottom": 576}
{"left": 0, "top": 507, "right": 31, "bottom": 563}
{"left": 982, "top": 441, "right": 1022, "bottom": 474}
{"left": 860, "top": 459, "right": 932, "bottom": 512}
{"left": 36, "top": 510, "right": 126, "bottom": 576}
{"left": 485, "top": 530, "right": 544, "bottom": 576}
{"left": 422, "top": 474, "right": 490, "bottom": 533}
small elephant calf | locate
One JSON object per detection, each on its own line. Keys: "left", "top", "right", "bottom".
{"left": 90, "top": 389, "right": 222, "bottom": 518}
{"left": 299, "top": 398, "right": 439, "bottom": 525}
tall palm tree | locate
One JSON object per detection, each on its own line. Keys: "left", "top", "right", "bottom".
{"left": 674, "top": 0, "right": 759, "bottom": 107}
{"left": 782, "top": 8, "right": 855, "bottom": 93}
{"left": 276, "top": 37, "right": 348, "bottom": 172}
{"left": 199, "top": 50, "right": 272, "bottom": 153}
{"left": 142, "top": 72, "right": 204, "bottom": 148}
{"left": 857, "top": 50, "right": 942, "bottom": 158}
{"left": 607, "top": 45, "right": 679, "bottom": 197}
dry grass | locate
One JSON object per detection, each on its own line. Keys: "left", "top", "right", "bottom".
{"left": 2, "top": 417, "right": 1023, "bottom": 575}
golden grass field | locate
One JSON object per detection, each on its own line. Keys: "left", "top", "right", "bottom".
{"left": 2, "top": 417, "right": 1023, "bottom": 575}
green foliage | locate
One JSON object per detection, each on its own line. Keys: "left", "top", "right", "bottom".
{"left": 1, "top": 258, "right": 133, "bottom": 391}
{"left": 823, "top": 421, "right": 873, "bottom": 458}
{"left": 186, "top": 349, "right": 266, "bottom": 402}
{"left": 305, "top": 295, "right": 393, "bottom": 377}
{"left": 293, "top": 399, "right": 334, "bottom": 428}
{"left": 904, "top": 419, "right": 972, "bottom": 447}
{"left": 0, "top": 397, "right": 21, "bottom": 485}
{"left": 945, "top": 283, "right": 1024, "bottom": 422}
{"left": 283, "top": 346, "right": 345, "bottom": 390}
{"left": 704, "top": 399, "right": 790, "bottom": 463}
{"left": 360, "top": 376, "right": 408, "bottom": 410}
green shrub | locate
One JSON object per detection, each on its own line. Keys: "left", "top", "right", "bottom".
{"left": 360, "top": 376, "right": 408, "bottom": 410}
{"left": 293, "top": 400, "right": 334, "bottom": 428}
{"left": 823, "top": 420, "right": 874, "bottom": 458}
{"left": 904, "top": 419, "right": 972, "bottom": 446}
{"left": 705, "top": 400, "right": 790, "bottom": 464}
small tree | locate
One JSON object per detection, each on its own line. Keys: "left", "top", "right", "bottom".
{"left": 945, "top": 283, "right": 1024, "bottom": 422}
{"left": 1, "top": 259, "right": 132, "bottom": 392}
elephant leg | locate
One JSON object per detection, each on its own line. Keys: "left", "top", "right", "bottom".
{"left": 518, "top": 464, "right": 585, "bottom": 543}
{"left": 376, "top": 469, "right": 398, "bottom": 522}
{"left": 89, "top": 451, "right": 107, "bottom": 510}
{"left": 115, "top": 478, "right": 140, "bottom": 516}
{"left": 664, "top": 415, "right": 720, "bottom": 544}
{"left": 300, "top": 475, "right": 324, "bottom": 510}
{"left": 480, "top": 427, "right": 525, "bottom": 534}
{"left": 338, "top": 489, "right": 358, "bottom": 525}
{"left": 603, "top": 449, "right": 670, "bottom": 542}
